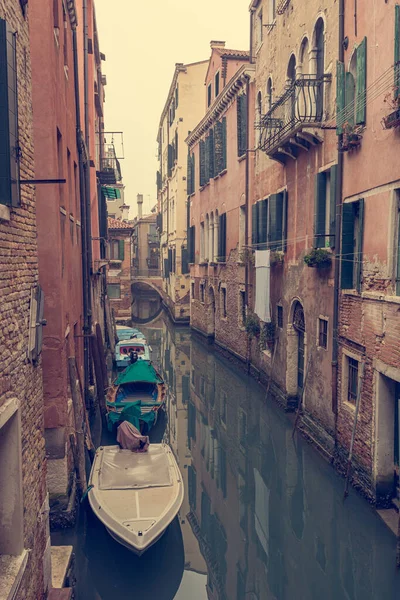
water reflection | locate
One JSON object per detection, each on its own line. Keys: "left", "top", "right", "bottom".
{"left": 53, "top": 313, "right": 400, "bottom": 600}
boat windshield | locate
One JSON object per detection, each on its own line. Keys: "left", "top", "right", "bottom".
{"left": 99, "top": 446, "right": 172, "bottom": 490}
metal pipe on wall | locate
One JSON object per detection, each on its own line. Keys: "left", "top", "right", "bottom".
{"left": 332, "top": 0, "right": 345, "bottom": 418}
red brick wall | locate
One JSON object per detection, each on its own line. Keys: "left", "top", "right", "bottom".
{"left": 0, "top": 1, "right": 48, "bottom": 598}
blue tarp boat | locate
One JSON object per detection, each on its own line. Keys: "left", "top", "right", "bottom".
{"left": 106, "top": 360, "right": 166, "bottom": 434}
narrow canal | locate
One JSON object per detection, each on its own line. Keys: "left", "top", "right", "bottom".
{"left": 53, "top": 313, "right": 400, "bottom": 599}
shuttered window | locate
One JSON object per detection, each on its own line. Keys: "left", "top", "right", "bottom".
{"left": 156, "top": 170, "right": 162, "bottom": 192}
{"left": 181, "top": 247, "right": 189, "bottom": 274}
{"left": 221, "top": 117, "right": 227, "bottom": 171}
{"left": 208, "top": 128, "right": 215, "bottom": 179}
{"left": 118, "top": 239, "right": 125, "bottom": 260}
{"left": 355, "top": 37, "right": 367, "bottom": 125}
{"left": 340, "top": 199, "right": 364, "bottom": 290}
{"left": 191, "top": 154, "right": 195, "bottom": 194}
{"left": 199, "top": 140, "right": 206, "bottom": 187}
{"left": 167, "top": 144, "right": 173, "bottom": 177}
{"left": 395, "top": 5, "right": 400, "bottom": 98}
{"left": 0, "top": 18, "right": 20, "bottom": 207}
{"left": 188, "top": 225, "right": 196, "bottom": 264}
{"left": 215, "top": 121, "right": 223, "bottom": 174}
{"left": 237, "top": 94, "right": 248, "bottom": 157}
{"left": 257, "top": 198, "right": 268, "bottom": 249}
{"left": 187, "top": 152, "right": 192, "bottom": 195}
{"left": 218, "top": 213, "right": 227, "bottom": 262}
{"left": 163, "top": 258, "right": 169, "bottom": 279}
{"left": 315, "top": 167, "right": 337, "bottom": 249}
{"left": 336, "top": 61, "right": 345, "bottom": 134}
{"left": 252, "top": 192, "right": 288, "bottom": 251}
{"left": 252, "top": 203, "right": 258, "bottom": 246}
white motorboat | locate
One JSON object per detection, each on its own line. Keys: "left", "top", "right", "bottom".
{"left": 88, "top": 444, "right": 184, "bottom": 555}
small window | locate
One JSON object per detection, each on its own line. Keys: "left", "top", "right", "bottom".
{"left": 215, "top": 72, "right": 220, "bottom": 97}
{"left": 239, "top": 290, "right": 246, "bottom": 326}
{"left": 107, "top": 283, "right": 121, "bottom": 299}
{"left": 318, "top": 318, "right": 328, "bottom": 349}
{"left": 315, "top": 167, "right": 337, "bottom": 249}
{"left": 347, "top": 357, "right": 359, "bottom": 404}
{"left": 221, "top": 287, "right": 227, "bottom": 318}
{"left": 200, "top": 283, "right": 205, "bottom": 303}
{"left": 207, "top": 83, "right": 212, "bottom": 107}
{"left": 191, "top": 282, "right": 195, "bottom": 299}
{"left": 277, "top": 305, "right": 283, "bottom": 328}
{"left": 220, "top": 391, "right": 227, "bottom": 427}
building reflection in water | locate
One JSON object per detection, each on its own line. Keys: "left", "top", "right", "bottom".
{"left": 139, "top": 316, "right": 399, "bottom": 600}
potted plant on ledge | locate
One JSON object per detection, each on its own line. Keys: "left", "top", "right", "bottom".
{"left": 381, "top": 88, "right": 400, "bottom": 130}
{"left": 304, "top": 248, "right": 332, "bottom": 269}
{"left": 341, "top": 122, "right": 363, "bottom": 151}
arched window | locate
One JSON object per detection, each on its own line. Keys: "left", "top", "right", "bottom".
{"left": 266, "top": 78, "right": 273, "bottom": 111}
{"left": 257, "top": 91, "right": 262, "bottom": 122}
{"left": 299, "top": 37, "right": 309, "bottom": 75}
{"left": 314, "top": 18, "right": 325, "bottom": 117}
{"left": 287, "top": 54, "right": 296, "bottom": 83}
{"left": 287, "top": 55, "right": 297, "bottom": 120}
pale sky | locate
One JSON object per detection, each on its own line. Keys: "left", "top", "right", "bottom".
{"left": 95, "top": 0, "right": 250, "bottom": 218}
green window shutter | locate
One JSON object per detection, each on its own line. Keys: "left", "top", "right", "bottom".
{"left": 168, "top": 248, "right": 173, "bottom": 272}
{"left": 118, "top": 239, "right": 125, "bottom": 260}
{"left": 314, "top": 172, "right": 327, "bottom": 248}
{"left": 209, "top": 128, "right": 215, "bottom": 179}
{"left": 356, "top": 37, "right": 367, "bottom": 125}
{"left": 164, "top": 258, "right": 169, "bottom": 279}
{"left": 282, "top": 190, "right": 288, "bottom": 252}
{"left": 215, "top": 121, "right": 223, "bottom": 173}
{"left": 345, "top": 72, "right": 356, "bottom": 127}
{"left": 204, "top": 135, "right": 210, "bottom": 184}
{"left": 187, "top": 153, "right": 192, "bottom": 195}
{"left": 269, "top": 193, "right": 284, "bottom": 251}
{"left": 355, "top": 198, "right": 364, "bottom": 292}
{"left": 188, "top": 226, "right": 196, "bottom": 264}
{"left": 395, "top": 5, "right": 400, "bottom": 98}
{"left": 218, "top": 213, "right": 227, "bottom": 261}
{"left": 257, "top": 198, "right": 268, "bottom": 249}
{"left": 191, "top": 153, "right": 195, "bottom": 193}
{"left": 222, "top": 117, "right": 227, "bottom": 170}
{"left": 0, "top": 18, "right": 19, "bottom": 207}
{"left": 167, "top": 144, "right": 173, "bottom": 177}
{"left": 241, "top": 94, "right": 248, "bottom": 157}
{"left": 237, "top": 95, "right": 243, "bottom": 156}
{"left": 336, "top": 61, "right": 345, "bottom": 135}
{"left": 329, "top": 165, "right": 338, "bottom": 248}
{"left": 252, "top": 203, "right": 258, "bottom": 246}
{"left": 199, "top": 141, "right": 205, "bottom": 187}
{"left": 181, "top": 247, "right": 189, "bottom": 274}
{"left": 341, "top": 203, "right": 356, "bottom": 289}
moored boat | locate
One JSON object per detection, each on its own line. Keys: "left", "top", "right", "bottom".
{"left": 116, "top": 325, "right": 146, "bottom": 342}
{"left": 114, "top": 339, "right": 150, "bottom": 369}
{"left": 107, "top": 360, "right": 166, "bottom": 433}
{"left": 88, "top": 444, "right": 184, "bottom": 555}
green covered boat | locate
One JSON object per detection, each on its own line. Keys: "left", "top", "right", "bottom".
{"left": 106, "top": 360, "right": 166, "bottom": 434}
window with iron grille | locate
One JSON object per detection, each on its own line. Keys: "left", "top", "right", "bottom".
{"left": 239, "top": 290, "right": 246, "bottom": 326}
{"left": 200, "top": 283, "right": 205, "bottom": 303}
{"left": 277, "top": 305, "right": 283, "bottom": 328}
{"left": 318, "top": 318, "right": 328, "bottom": 349}
{"left": 107, "top": 284, "right": 121, "bottom": 299}
{"left": 347, "top": 357, "right": 359, "bottom": 404}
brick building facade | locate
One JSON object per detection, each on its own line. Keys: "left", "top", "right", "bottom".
{"left": 188, "top": 43, "right": 255, "bottom": 360}
{"left": 335, "top": 0, "right": 400, "bottom": 506}
{"left": 107, "top": 216, "right": 133, "bottom": 321}
{"left": 0, "top": 1, "right": 50, "bottom": 598}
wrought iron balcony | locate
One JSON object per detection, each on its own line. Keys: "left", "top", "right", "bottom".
{"left": 257, "top": 74, "right": 331, "bottom": 161}
{"left": 97, "top": 143, "right": 122, "bottom": 184}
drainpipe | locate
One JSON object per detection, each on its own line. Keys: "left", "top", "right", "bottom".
{"left": 332, "top": 0, "right": 345, "bottom": 420}
{"left": 245, "top": 75, "right": 251, "bottom": 310}
{"left": 83, "top": 0, "right": 93, "bottom": 332}
{"left": 72, "top": 26, "right": 91, "bottom": 402}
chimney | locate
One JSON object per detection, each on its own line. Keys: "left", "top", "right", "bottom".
{"left": 210, "top": 40, "right": 226, "bottom": 50}
{"left": 137, "top": 194, "right": 143, "bottom": 219}
{"left": 121, "top": 203, "right": 130, "bottom": 221}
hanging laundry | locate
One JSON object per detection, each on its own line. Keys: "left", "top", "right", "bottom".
{"left": 254, "top": 249, "right": 271, "bottom": 323}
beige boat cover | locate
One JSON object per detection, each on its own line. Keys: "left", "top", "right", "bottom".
{"left": 99, "top": 446, "right": 172, "bottom": 490}
{"left": 116, "top": 421, "right": 150, "bottom": 452}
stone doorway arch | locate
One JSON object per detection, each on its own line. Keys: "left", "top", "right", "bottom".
{"left": 207, "top": 286, "right": 216, "bottom": 338}
{"left": 286, "top": 299, "right": 307, "bottom": 403}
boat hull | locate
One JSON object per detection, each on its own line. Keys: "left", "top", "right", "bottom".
{"left": 88, "top": 445, "right": 183, "bottom": 556}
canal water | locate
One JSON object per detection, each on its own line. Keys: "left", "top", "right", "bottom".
{"left": 53, "top": 313, "right": 400, "bottom": 599}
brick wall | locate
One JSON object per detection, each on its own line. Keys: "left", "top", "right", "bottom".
{"left": 0, "top": 1, "right": 48, "bottom": 598}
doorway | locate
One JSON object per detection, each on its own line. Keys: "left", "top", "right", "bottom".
{"left": 375, "top": 371, "right": 400, "bottom": 506}
{"left": 293, "top": 301, "right": 305, "bottom": 395}
{"left": 207, "top": 286, "right": 216, "bottom": 338}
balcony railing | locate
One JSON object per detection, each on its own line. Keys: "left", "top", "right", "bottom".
{"left": 277, "top": 0, "right": 290, "bottom": 14}
{"left": 132, "top": 266, "right": 161, "bottom": 278}
{"left": 257, "top": 75, "right": 331, "bottom": 159}
{"left": 97, "top": 143, "right": 122, "bottom": 184}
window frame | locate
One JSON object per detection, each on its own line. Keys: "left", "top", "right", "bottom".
{"left": 220, "top": 285, "right": 227, "bottom": 318}
{"left": 107, "top": 283, "right": 121, "bottom": 300}
{"left": 277, "top": 305, "right": 283, "bottom": 329}
{"left": 317, "top": 317, "right": 328, "bottom": 350}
